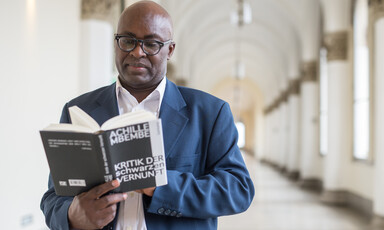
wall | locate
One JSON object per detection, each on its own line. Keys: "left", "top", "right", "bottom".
{"left": 0, "top": 1, "right": 80, "bottom": 229}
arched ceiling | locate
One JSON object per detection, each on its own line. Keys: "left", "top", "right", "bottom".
{"left": 160, "top": 0, "right": 321, "bottom": 107}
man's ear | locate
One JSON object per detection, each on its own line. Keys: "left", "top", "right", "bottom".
{"left": 167, "top": 43, "right": 176, "bottom": 60}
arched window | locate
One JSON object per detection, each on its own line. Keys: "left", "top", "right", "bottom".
{"left": 353, "top": 0, "right": 370, "bottom": 160}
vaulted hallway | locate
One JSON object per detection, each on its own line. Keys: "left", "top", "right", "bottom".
{"left": 219, "top": 154, "right": 376, "bottom": 230}
{"left": 2, "top": 0, "right": 384, "bottom": 229}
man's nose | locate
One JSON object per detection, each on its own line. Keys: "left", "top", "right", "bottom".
{"left": 130, "top": 42, "right": 146, "bottom": 58}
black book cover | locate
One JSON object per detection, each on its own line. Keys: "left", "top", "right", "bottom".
{"left": 40, "top": 120, "right": 167, "bottom": 196}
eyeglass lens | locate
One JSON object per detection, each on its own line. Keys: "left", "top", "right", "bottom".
{"left": 118, "top": 37, "right": 161, "bottom": 55}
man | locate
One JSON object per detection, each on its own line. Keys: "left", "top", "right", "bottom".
{"left": 40, "top": 1, "right": 254, "bottom": 230}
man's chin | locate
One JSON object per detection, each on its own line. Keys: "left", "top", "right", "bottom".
{"left": 119, "top": 75, "right": 157, "bottom": 89}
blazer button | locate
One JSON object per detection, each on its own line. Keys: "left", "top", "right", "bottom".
{"left": 176, "top": 212, "right": 182, "bottom": 218}
{"left": 157, "top": 207, "right": 165, "bottom": 214}
{"left": 170, "top": 211, "right": 177, "bottom": 216}
{"left": 164, "top": 209, "right": 171, "bottom": 215}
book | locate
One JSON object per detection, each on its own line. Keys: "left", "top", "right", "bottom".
{"left": 40, "top": 106, "right": 167, "bottom": 196}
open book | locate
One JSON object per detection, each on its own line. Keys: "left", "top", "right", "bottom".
{"left": 40, "top": 106, "right": 167, "bottom": 196}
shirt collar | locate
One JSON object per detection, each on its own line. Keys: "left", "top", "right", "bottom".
{"left": 115, "top": 77, "right": 167, "bottom": 116}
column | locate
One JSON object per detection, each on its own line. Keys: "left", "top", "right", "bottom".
{"left": 371, "top": 0, "right": 384, "bottom": 227}
{"left": 287, "top": 79, "right": 301, "bottom": 179}
{"left": 264, "top": 103, "right": 277, "bottom": 164}
{"left": 271, "top": 101, "right": 280, "bottom": 166}
{"left": 270, "top": 105, "right": 279, "bottom": 165}
{"left": 297, "top": 0, "right": 322, "bottom": 188}
{"left": 80, "top": 0, "right": 120, "bottom": 93}
{"left": 321, "top": 0, "right": 352, "bottom": 204}
{"left": 278, "top": 94, "right": 289, "bottom": 170}
{"left": 262, "top": 107, "right": 272, "bottom": 162}
{"left": 299, "top": 62, "right": 321, "bottom": 188}
{"left": 267, "top": 108, "right": 276, "bottom": 164}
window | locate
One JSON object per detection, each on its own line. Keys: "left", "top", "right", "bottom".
{"left": 353, "top": 0, "right": 370, "bottom": 160}
{"left": 319, "top": 47, "right": 328, "bottom": 156}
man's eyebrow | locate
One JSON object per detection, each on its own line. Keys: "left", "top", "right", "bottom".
{"left": 143, "top": 34, "right": 162, "bottom": 40}
{"left": 117, "top": 32, "right": 164, "bottom": 40}
{"left": 118, "top": 32, "right": 135, "bottom": 37}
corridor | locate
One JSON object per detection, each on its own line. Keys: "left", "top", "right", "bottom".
{"left": 219, "top": 155, "right": 374, "bottom": 230}
{"left": 3, "top": 0, "right": 384, "bottom": 229}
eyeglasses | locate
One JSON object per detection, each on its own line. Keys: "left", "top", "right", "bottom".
{"left": 115, "top": 34, "right": 173, "bottom": 56}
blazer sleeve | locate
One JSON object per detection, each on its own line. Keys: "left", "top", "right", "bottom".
{"left": 145, "top": 102, "right": 255, "bottom": 219}
{"left": 40, "top": 103, "right": 73, "bottom": 230}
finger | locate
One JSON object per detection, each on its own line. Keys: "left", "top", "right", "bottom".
{"left": 101, "top": 203, "right": 118, "bottom": 216}
{"left": 94, "top": 206, "right": 118, "bottom": 229}
{"left": 95, "top": 193, "right": 128, "bottom": 209}
{"left": 88, "top": 180, "right": 120, "bottom": 200}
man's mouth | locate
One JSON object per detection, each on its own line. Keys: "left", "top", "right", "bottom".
{"left": 125, "top": 63, "right": 148, "bottom": 74}
{"left": 128, "top": 63, "right": 147, "bottom": 68}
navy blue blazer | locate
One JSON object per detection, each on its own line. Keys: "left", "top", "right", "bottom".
{"left": 41, "top": 79, "right": 254, "bottom": 230}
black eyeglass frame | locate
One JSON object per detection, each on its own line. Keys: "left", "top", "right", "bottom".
{"left": 114, "top": 34, "right": 173, "bottom": 56}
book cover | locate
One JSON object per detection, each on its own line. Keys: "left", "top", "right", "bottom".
{"left": 101, "top": 120, "right": 167, "bottom": 192}
{"left": 40, "top": 107, "right": 167, "bottom": 196}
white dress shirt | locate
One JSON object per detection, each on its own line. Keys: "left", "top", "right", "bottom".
{"left": 115, "top": 76, "right": 166, "bottom": 230}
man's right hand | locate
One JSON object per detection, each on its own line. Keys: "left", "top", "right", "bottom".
{"left": 68, "top": 180, "right": 127, "bottom": 229}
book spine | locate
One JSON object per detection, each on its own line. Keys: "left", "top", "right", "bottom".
{"left": 149, "top": 119, "right": 167, "bottom": 187}
{"left": 98, "top": 134, "right": 114, "bottom": 183}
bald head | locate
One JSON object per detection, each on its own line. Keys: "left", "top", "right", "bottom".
{"left": 118, "top": 1, "right": 174, "bottom": 39}
{"left": 114, "top": 0, "right": 176, "bottom": 100}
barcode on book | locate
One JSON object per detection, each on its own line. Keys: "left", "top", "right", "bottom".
{"left": 68, "top": 179, "right": 86, "bottom": 187}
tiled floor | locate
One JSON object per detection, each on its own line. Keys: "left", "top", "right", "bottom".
{"left": 218, "top": 155, "right": 377, "bottom": 230}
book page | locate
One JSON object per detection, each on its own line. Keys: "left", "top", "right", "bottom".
{"left": 69, "top": 106, "right": 101, "bottom": 132}
{"left": 101, "top": 110, "right": 156, "bottom": 131}
{"left": 42, "top": 123, "right": 94, "bottom": 133}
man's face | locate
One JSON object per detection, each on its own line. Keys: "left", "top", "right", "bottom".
{"left": 115, "top": 12, "right": 175, "bottom": 89}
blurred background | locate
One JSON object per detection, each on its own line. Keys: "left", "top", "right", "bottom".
{"left": 1, "top": 0, "right": 384, "bottom": 229}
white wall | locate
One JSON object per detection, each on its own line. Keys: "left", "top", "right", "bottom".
{"left": 79, "top": 20, "right": 114, "bottom": 94}
{"left": 0, "top": 1, "right": 80, "bottom": 229}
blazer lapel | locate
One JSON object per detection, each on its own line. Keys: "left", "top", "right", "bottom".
{"left": 159, "top": 80, "right": 189, "bottom": 158}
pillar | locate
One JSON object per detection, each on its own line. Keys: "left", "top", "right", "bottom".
{"left": 321, "top": 0, "right": 352, "bottom": 204}
{"left": 264, "top": 102, "right": 277, "bottom": 164}
{"left": 370, "top": 0, "right": 384, "bottom": 226}
{"left": 299, "top": 62, "right": 321, "bottom": 188}
{"left": 271, "top": 105, "right": 280, "bottom": 165}
{"left": 79, "top": 0, "right": 120, "bottom": 93}
{"left": 287, "top": 79, "right": 301, "bottom": 179}
{"left": 269, "top": 100, "right": 280, "bottom": 166}
{"left": 267, "top": 108, "right": 275, "bottom": 164}
{"left": 263, "top": 107, "right": 272, "bottom": 162}
{"left": 278, "top": 93, "right": 289, "bottom": 170}
{"left": 298, "top": 0, "right": 322, "bottom": 188}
